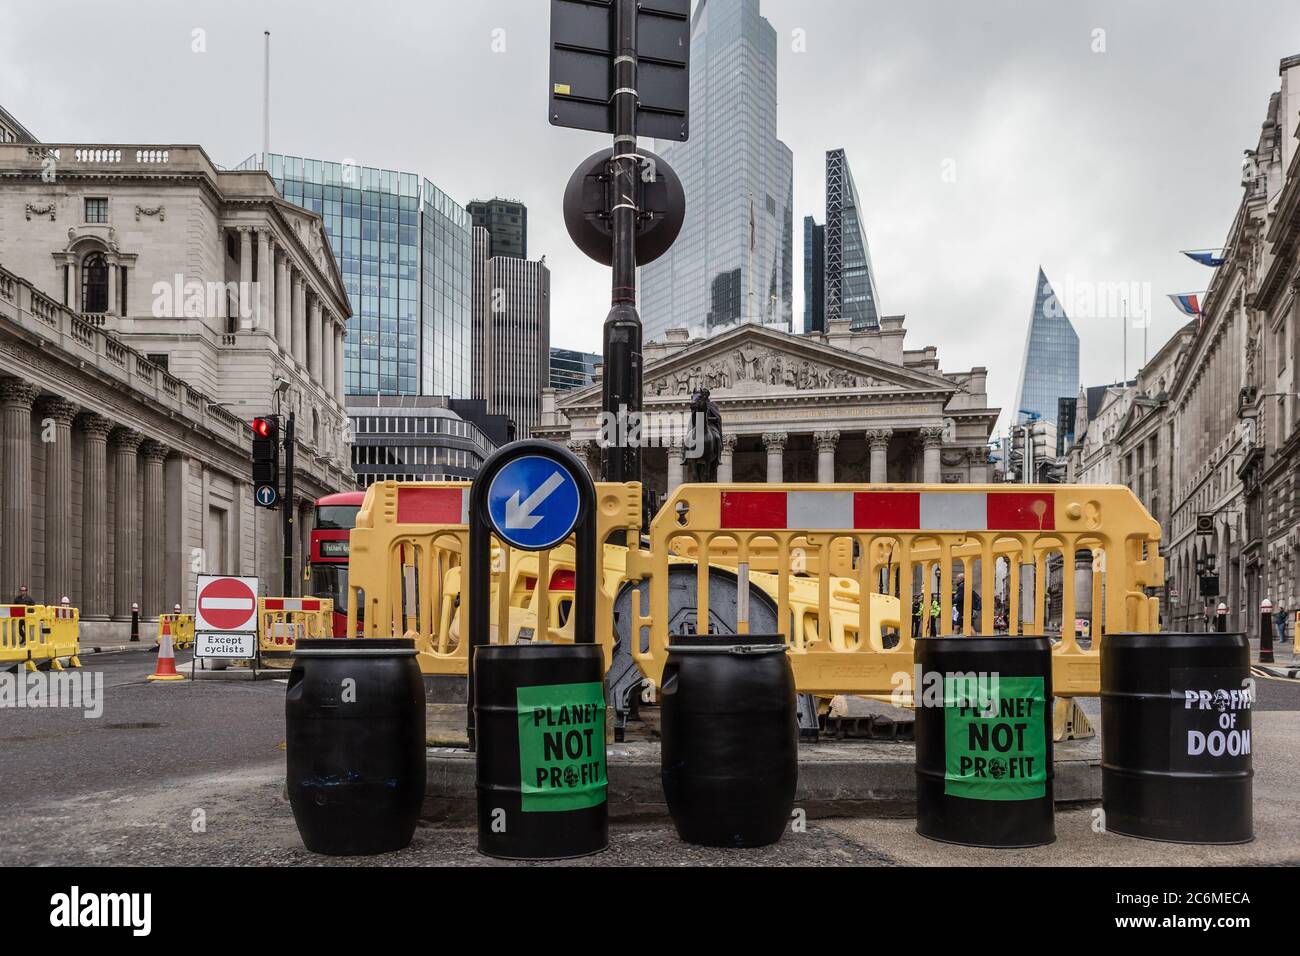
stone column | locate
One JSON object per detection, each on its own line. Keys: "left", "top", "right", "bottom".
{"left": 566, "top": 440, "right": 595, "bottom": 479}
{"left": 64, "top": 263, "right": 75, "bottom": 308}
{"left": 238, "top": 227, "right": 254, "bottom": 328}
{"left": 110, "top": 428, "right": 144, "bottom": 620}
{"left": 718, "top": 434, "right": 738, "bottom": 483}
{"left": 866, "top": 428, "right": 892, "bottom": 483}
{"left": 666, "top": 439, "right": 685, "bottom": 494}
{"left": 0, "top": 379, "right": 39, "bottom": 600}
{"left": 292, "top": 271, "right": 307, "bottom": 366}
{"left": 920, "top": 427, "right": 944, "bottom": 484}
{"left": 140, "top": 440, "right": 169, "bottom": 620}
{"left": 275, "top": 252, "right": 291, "bottom": 351}
{"left": 763, "top": 432, "right": 787, "bottom": 484}
{"left": 322, "top": 314, "right": 335, "bottom": 397}
{"left": 335, "top": 327, "right": 346, "bottom": 402}
{"left": 814, "top": 430, "right": 840, "bottom": 484}
{"left": 78, "top": 413, "right": 113, "bottom": 619}
{"left": 256, "top": 229, "right": 271, "bottom": 334}
{"left": 108, "top": 260, "right": 119, "bottom": 316}
{"left": 308, "top": 296, "right": 323, "bottom": 383}
{"left": 38, "top": 397, "right": 78, "bottom": 603}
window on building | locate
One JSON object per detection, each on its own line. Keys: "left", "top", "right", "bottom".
{"left": 85, "top": 198, "right": 108, "bottom": 224}
{"left": 81, "top": 253, "right": 109, "bottom": 313}
{"left": 145, "top": 353, "right": 170, "bottom": 372}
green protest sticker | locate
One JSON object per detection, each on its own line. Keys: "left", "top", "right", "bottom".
{"left": 516, "top": 681, "right": 607, "bottom": 813}
{"left": 943, "top": 675, "right": 1047, "bottom": 801}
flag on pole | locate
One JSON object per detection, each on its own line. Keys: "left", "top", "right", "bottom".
{"left": 1181, "top": 249, "right": 1227, "bottom": 267}
{"left": 1168, "top": 293, "right": 1204, "bottom": 317}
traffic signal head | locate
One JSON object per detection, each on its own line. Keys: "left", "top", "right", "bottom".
{"left": 251, "top": 416, "right": 280, "bottom": 493}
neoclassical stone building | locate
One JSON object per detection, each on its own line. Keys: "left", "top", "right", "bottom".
{"left": 0, "top": 142, "right": 352, "bottom": 637}
{"left": 535, "top": 317, "right": 998, "bottom": 501}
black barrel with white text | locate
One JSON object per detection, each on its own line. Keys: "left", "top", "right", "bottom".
{"left": 915, "top": 636, "right": 1055, "bottom": 848}
{"left": 286, "top": 638, "right": 426, "bottom": 856}
{"left": 1101, "top": 631, "right": 1253, "bottom": 844}
{"left": 660, "top": 634, "right": 798, "bottom": 848}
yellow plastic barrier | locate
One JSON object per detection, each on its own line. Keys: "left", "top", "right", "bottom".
{"left": 627, "top": 484, "right": 1163, "bottom": 699}
{"left": 157, "top": 613, "right": 194, "bottom": 650}
{"left": 0, "top": 604, "right": 41, "bottom": 672}
{"left": 38, "top": 605, "right": 81, "bottom": 670}
{"left": 257, "top": 597, "right": 334, "bottom": 663}
{"left": 347, "top": 481, "right": 642, "bottom": 676}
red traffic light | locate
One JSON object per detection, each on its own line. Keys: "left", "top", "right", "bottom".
{"left": 252, "top": 417, "right": 272, "bottom": 438}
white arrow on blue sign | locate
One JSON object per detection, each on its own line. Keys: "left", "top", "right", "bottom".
{"left": 486, "top": 455, "right": 581, "bottom": 551}
{"left": 256, "top": 484, "right": 278, "bottom": 507}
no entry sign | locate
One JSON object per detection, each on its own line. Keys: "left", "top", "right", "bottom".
{"left": 194, "top": 575, "right": 259, "bottom": 633}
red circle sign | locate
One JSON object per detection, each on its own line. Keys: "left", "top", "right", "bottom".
{"left": 197, "top": 578, "right": 257, "bottom": 631}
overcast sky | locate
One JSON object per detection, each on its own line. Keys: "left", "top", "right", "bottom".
{"left": 4, "top": 0, "right": 1299, "bottom": 434}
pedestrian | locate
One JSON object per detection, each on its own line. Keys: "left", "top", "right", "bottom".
{"left": 11, "top": 584, "right": 36, "bottom": 645}
{"left": 1274, "top": 602, "right": 1289, "bottom": 645}
{"left": 929, "top": 595, "right": 940, "bottom": 636}
{"left": 911, "top": 595, "right": 923, "bottom": 640}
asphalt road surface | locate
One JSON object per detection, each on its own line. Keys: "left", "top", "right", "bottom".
{"left": 3, "top": 648, "right": 1299, "bottom": 866}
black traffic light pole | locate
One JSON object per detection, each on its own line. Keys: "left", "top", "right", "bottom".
{"left": 282, "top": 411, "right": 295, "bottom": 597}
{"left": 601, "top": 0, "right": 643, "bottom": 507}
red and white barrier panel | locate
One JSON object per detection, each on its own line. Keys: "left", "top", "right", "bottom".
{"left": 718, "top": 491, "right": 1056, "bottom": 532}
{"left": 48, "top": 607, "right": 76, "bottom": 619}
{"left": 263, "top": 598, "right": 323, "bottom": 612}
{"left": 395, "top": 487, "right": 470, "bottom": 525}
{"left": 0, "top": 606, "right": 32, "bottom": 617}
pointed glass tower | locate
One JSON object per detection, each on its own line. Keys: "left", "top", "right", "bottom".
{"left": 1013, "top": 267, "right": 1080, "bottom": 426}
{"left": 824, "top": 148, "right": 881, "bottom": 330}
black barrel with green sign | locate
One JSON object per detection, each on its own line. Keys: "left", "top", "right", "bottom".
{"left": 1101, "top": 632, "right": 1253, "bottom": 844}
{"left": 474, "top": 643, "right": 608, "bottom": 859}
{"left": 915, "top": 636, "right": 1055, "bottom": 847}
{"left": 285, "top": 638, "right": 426, "bottom": 856}
{"left": 660, "top": 634, "right": 797, "bottom": 848}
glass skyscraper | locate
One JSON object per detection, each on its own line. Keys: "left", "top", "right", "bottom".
{"left": 1013, "top": 267, "right": 1080, "bottom": 426}
{"left": 803, "top": 216, "right": 824, "bottom": 334}
{"left": 239, "top": 153, "right": 472, "bottom": 398}
{"left": 640, "top": 0, "right": 794, "bottom": 342}
{"left": 824, "top": 148, "right": 881, "bottom": 330}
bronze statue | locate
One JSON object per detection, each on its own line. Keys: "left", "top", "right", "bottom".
{"left": 684, "top": 388, "right": 723, "bottom": 483}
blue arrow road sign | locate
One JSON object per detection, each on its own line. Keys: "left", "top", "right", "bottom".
{"left": 256, "top": 484, "right": 278, "bottom": 507}
{"left": 486, "top": 454, "right": 581, "bottom": 551}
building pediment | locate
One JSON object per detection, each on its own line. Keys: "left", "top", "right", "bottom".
{"left": 272, "top": 200, "right": 350, "bottom": 316}
{"left": 558, "top": 322, "right": 956, "bottom": 408}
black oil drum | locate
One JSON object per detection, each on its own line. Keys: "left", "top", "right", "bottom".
{"left": 1101, "top": 632, "right": 1253, "bottom": 844}
{"left": 915, "top": 636, "right": 1055, "bottom": 848}
{"left": 474, "top": 643, "right": 608, "bottom": 860}
{"left": 286, "top": 638, "right": 427, "bottom": 856}
{"left": 660, "top": 634, "right": 797, "bottom": 848}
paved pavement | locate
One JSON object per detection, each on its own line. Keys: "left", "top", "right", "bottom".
{"left": 3, "top": 650, "right": 1299, "bottom": 866}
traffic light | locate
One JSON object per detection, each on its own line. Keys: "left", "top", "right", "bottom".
{"left": 251, "top": 416, "right": 280, "bottom": 507}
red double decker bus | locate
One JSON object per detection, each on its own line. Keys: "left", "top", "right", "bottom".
{"left": 309, "top": 491, "right": 365, "bottom": 636}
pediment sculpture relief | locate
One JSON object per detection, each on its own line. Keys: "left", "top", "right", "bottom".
{"left": 648, "top": 345, "right": 883, "bottom": 396}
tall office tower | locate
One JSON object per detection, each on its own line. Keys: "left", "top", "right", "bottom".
{"left": 467, "top": 198, "right": 527, "bottom": 259}
{"left": 471, "top": 226, "right": 493, "bottom": 401}
{"left": 241, "top": 153, "right": 472, "bottom": 398}
{"left": 478, "top": 256, "right": 550, "bottom": 438}
{"left": 550, "top": 348, "right": 601, "bottom": 390}
{"left": 640, "top": 0, "right": 794, "bottom": 342}
{"left": 803, "top": 216, "right": 825, "bottom": 334}
{"left": 1013, "top": 267, "right": 1080, "bottom": 426}
{"left": 823, "top": 148, "right": 881, "bottom": 331}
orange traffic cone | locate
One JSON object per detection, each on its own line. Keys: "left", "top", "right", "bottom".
{"left": 147, "top": 627, "right": 185, "bottom": 682}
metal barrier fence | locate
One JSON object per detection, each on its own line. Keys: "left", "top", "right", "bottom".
{"left": 258, "top": 598, "right": 334, "bottom": 660}
{"left": 345, "top": 481, "right": 1162, "bottom": 700}
{"left": 1, "top": 604, "right": 82, "bottom": 671}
